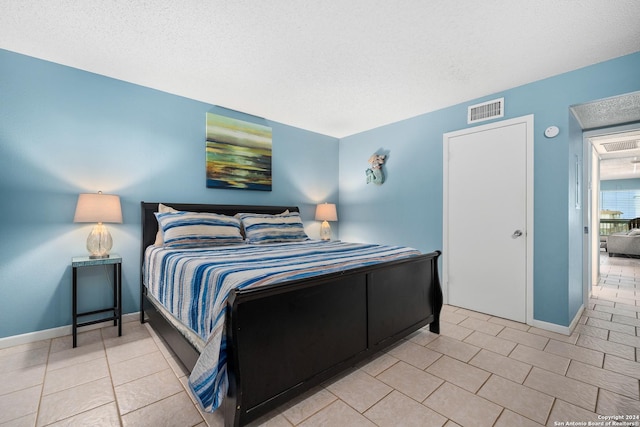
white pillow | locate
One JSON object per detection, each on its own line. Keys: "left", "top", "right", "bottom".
{"left": 154, "top": 203, "right": 179, "bottom": 245}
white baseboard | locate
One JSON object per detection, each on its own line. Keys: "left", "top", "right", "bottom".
{"left": 0, "top": 312, "right": 140, "bottom": 350}
{"left": 529, "top": 304, "right": 584, "bottom": 336}
{"left": 568, "top": 304, "right": 585, "bottom": 333}
{"left": 2, "top": 306, "right": 587, "bottom": 348}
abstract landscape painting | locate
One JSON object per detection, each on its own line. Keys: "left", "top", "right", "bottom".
{"left": 206, "top": 113, "right": 272, "bottom": 191}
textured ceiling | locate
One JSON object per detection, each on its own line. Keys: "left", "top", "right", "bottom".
{"left": 592, "top": 127, "right": 640, "bottom": 180}
{"left": 572, "top": 92, "right": 640, "bottom": 131}
{"left": 575, "top": 92, "right": 640, "bottom": 180}
{"left": 1, "top": 1, "right": 639, "bottom": 137}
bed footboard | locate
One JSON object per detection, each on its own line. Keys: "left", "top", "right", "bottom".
{"left": 224, "top": 250, "right": 441, "bottom": 427}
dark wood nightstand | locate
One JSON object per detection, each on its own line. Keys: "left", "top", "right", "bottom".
{"left": 72, "top": 254, "right": 122, "bottom": 347}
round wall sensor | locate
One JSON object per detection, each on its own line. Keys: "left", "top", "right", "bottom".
{"left": 544, "top": 126, "right": 560, "bottom": 138}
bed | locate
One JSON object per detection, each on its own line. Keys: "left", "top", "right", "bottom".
{"left": 140, "top": 202, "right": 442, "bottom": 427}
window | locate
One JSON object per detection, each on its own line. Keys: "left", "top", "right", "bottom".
{"left": 601, "top": 190, "right": 640, "bottom": 219}
{"left": 600, "top": 190, "right": 640, "bottom": 235}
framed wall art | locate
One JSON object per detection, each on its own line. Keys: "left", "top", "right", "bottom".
{"left": 206, "top": 112, "right": 272, "bottom": 191}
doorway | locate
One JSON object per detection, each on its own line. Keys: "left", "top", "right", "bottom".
{"left": 443, "top": 115, "right": 534, "bottom": 323}
{"left": 585, "top": 126, "right": 640, "bottom": 294}
{"left": 572, "top": 91, "right": 640, "bottom": 318}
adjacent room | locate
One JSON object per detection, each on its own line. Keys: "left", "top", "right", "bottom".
{"left": 2, "top": 1, "right": 640, "bottom": 426}
{"left": 596, "top": 129, "right": 640, "bottom": 259}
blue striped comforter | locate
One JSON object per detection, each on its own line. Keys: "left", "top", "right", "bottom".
{"left": 143, "top": 240, "right": 421, "bottom": 413}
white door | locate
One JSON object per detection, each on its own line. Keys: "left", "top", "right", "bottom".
{"left": 443, "top": 116, "right": 533, "bottom": 323}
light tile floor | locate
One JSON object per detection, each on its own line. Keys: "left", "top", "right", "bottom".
{"left": 2, "top": 255, "right": 640, "bottom": 426}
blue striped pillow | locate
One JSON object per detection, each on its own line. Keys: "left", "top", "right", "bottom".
{"left": 236, "top": 211, "right": 309, "bottom": 244}
{"left": 155, "top": 211, "right": 244, "bottom": 248}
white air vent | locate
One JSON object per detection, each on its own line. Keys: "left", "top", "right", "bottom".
{"left": 468, "top": 98, "right": 504, "bottom": 124}
{"left": 602, "top": 140, "right": 640, "bottom": 152}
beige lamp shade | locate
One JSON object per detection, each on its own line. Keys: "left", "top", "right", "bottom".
{"left": 74, "top": 192, "right": 123, "bottom": 223}
{"left": 315, "top": 203, "right": 337, "bottom": 222}
{"left": 74, "top": 192, "right": 122, "bottom": 258}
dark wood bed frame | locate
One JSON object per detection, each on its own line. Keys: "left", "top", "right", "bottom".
{"left": 140, "top": 202, "right": 442, "bottom": 427}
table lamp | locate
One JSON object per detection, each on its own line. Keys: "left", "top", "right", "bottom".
{"left": 315, "top": 203, "right": 337, "bottom": 241}
{"left": 74, "top": 191, "right": 123, "bottom": 258}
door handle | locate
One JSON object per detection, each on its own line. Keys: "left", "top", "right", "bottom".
{"left": 512, "top": 230, "right": 523, "bottom": 239}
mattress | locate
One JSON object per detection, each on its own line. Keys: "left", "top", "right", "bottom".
{"left": 143, "top": 239, "right": 421, "bottom": 412}
{"left": 145, "top": 292, "right": 205, "bottom": 353}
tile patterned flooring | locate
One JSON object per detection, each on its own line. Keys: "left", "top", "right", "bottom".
{"left": 2, "top": 255, "right": 640, "bottom": 426}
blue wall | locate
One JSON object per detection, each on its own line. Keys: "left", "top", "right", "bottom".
{"left": 339, "top": 51, "right": 640, "bottom": 327}
{"left": 0, "top": 49, "right": 339, "bottom": 339}
{"left": 2, "top": 47, "right": 640, "bottom": 339}
{"left": 601, "top": 178, "right": 640, "bottom": 191}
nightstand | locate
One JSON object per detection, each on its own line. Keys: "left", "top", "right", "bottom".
{"left": 72, "top": 254, "right": 122, "bottom": 347}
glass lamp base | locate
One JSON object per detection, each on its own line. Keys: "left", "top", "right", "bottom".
{"left": 87, "top": 223, "right": 113, "bottom": 258}
{"left": 320, "top": 221, "right": 332, "bottom": 241}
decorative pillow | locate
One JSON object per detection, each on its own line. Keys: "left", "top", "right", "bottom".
{"left": 236, "top": 211, "right": 309, "bottom": 244}
{"left": 154, "top": 203, "right": 179, "bottom": 245}
{"left": 155, "top": 211, "right": 244, "bottom": 248}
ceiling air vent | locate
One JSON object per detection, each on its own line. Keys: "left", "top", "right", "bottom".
{"left": 468, "top": 98, "right": 504, "bottom": 124}
{"left": 602, "top": 140, "right": 639, "bottom": 152}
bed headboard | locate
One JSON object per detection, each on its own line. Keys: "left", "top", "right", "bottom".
{"left": 140, "top": 202, "right": 300, "bottom": 255}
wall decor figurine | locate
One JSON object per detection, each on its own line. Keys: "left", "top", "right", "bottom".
{"left": 366, "top": 153, "right": 386, "bottom": 185}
